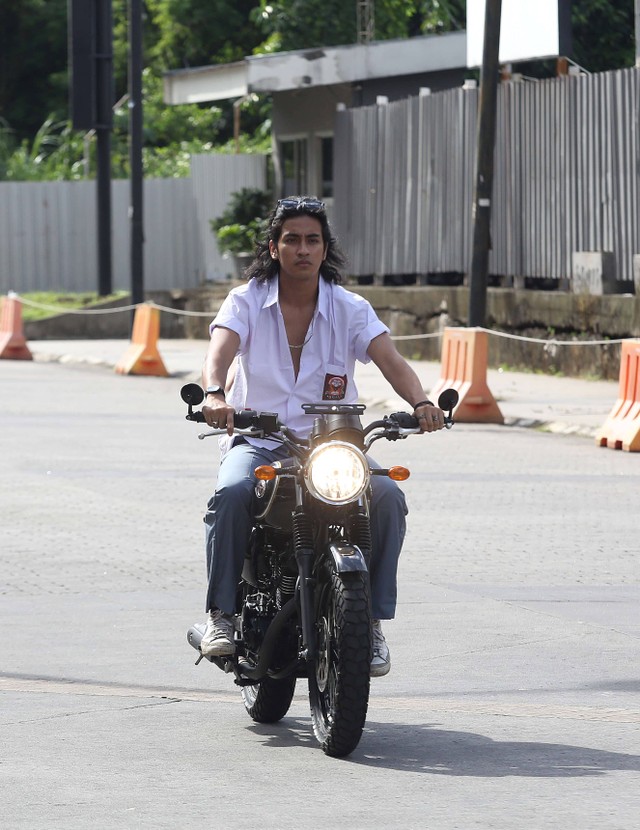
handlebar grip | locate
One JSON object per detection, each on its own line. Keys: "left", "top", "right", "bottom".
{"left": 234, "top": 410, "right": 280, "bottom": 433}
{"left": 234, "top": 409, "right": 259, "bottom": 429}
{"left": 186, "top": 411, "right": 205, "bottom": 423}
{"left": 389, "top": 411, "right": 420, "bottom": 429}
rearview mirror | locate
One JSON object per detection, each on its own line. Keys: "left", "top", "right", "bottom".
{"left": 438, "top": 388, "right": 459, "bottom": 412}
{"left": 180, "top": 383, "right": 205, "bottom": 406}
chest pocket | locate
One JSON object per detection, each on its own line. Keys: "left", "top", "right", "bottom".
{"left": 321, "top": 363, "right": 348, "bottom": 400}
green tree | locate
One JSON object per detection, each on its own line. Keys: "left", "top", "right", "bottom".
{"left": 0, "top": 0, "right": 68, "bottom": 142}
{"left": 416, "top": 1, "right": 466, "bottom": 35}
{"left": 145, "top": 0, "right": 262, "bottom": 68}
{"left": 253, "top": 0, "right": 466, "bottom": 51}
{"left": 571, "top": 0, "right": 636, "bottom": 72}
{"left": 1, "top": 0, "right": 636, "bottom": 182}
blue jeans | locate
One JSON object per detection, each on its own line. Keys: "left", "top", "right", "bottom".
{"left": 204, "top": 442, "right": 408, "bottom": 620}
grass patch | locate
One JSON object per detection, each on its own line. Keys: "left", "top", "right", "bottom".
{"left": 16, "top": 291, "right": 129, "bottom": 322}
{"left": 498, "top": 362, "right": 566, "bottom": 377}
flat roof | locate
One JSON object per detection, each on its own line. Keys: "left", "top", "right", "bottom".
{"left": 164, "top": 31, "right": 467, "bottom": 105}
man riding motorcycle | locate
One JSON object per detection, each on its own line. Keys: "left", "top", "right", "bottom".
{"left": 198, "top": 196, "right": 445, "bottom": 676}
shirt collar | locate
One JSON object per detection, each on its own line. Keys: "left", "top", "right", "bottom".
{"left": 262, "top": 273, "right": 331, "bottom": 321}
{"left": 263, "top": 277, "right": 279, "bottom": 308}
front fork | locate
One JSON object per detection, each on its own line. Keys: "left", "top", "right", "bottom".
{"left": 292, "top": 507, "right": 317, "bottom": 661}
{"left": 292, "top": 499, "right": 372, "bottom": 663}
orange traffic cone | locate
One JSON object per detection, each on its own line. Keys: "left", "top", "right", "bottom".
{"left": 430, "top": 327, "right": 503, "bottom": 423}
{"left": 115, "top": 304, "right": 169, "bottom": 377}
{"left": 0, "top": 294, "right": 33, "bottom": 360}
{"left": 595, "top": 339, "right": 640, "bottom": 452}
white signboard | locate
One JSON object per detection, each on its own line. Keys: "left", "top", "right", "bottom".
{"left": 466, "top": 0, "right": 571, "bottom": 68}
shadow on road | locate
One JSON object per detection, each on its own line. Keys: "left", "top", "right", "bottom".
{"left": 249, "top": 718, "right": 640, "bottom": 777}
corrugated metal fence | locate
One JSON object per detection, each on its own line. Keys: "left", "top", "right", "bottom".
{"left": 333, "top": 67, "right": 640, "bottom": 283}
{"left": 0, "top": 153, "right": 267, "bottom": 293}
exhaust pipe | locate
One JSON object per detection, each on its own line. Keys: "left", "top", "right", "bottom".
{"left": 187, "top": 623, "right": 206, "bottom": 652}
{"left": 236, "top": 597, "right": 297, "bottom": 680}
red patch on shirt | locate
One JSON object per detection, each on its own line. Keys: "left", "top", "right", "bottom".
{"left": 322, "top": 373, "right": 348, "bottom": 400}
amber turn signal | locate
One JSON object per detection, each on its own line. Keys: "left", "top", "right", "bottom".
{"left": 255, "top": 465, "right": 277, "bottom": 481}
{"left": 388, "top": 466, "right": 410, "bottom": 481}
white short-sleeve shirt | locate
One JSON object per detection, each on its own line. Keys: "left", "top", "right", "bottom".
{"left": 211, "top": 275, "right": 389, "bottom": 449}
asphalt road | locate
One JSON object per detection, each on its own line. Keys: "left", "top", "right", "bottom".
{"left": 1, "top": 357, "right": 639, "bottom": 830}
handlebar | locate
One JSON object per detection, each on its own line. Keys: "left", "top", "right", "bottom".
{"left": 180, "top": 383, "right": 457, "bottom": 446}
{"left": 186, "top": 407, "right": 280, "bottom": 433}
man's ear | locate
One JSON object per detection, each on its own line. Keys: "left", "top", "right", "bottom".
{"left": 269, "top": 240, "right": 278, "bottom": 260}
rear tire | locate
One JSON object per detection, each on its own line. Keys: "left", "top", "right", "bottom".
{"left": 241, "top": 675, "right": 297, "bottom": 723}
{"left": 309, "top": 569, "right": 371, "bottom": 757}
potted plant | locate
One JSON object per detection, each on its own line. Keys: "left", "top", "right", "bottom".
{"left": 210, "top": 187, "right": 272, "bottom": 278}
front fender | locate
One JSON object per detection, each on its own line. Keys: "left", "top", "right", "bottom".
{"left": 328, "top": 543, "right": 368, "bottom": 573}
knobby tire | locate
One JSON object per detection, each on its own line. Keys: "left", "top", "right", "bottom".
{"left": 309, "top": 569, "right": 372, "bottom": 757}
{"left": 241, "top": 675, "right": 297, "bottom": 723}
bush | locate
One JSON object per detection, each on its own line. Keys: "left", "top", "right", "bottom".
{"left": 210, "top": 187, "right": 272, "bottom": 254}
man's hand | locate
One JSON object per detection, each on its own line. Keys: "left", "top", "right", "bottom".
{"left": 414, "top": 401, "right": 445, "bottom": 433}
{"left": 202, "top": 397, "right": 236, "bottom": 435}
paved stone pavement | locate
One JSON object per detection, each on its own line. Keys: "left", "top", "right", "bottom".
{"left": 1, "top": 346, "right": 639, "bottom": 829}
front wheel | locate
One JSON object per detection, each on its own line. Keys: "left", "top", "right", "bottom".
{"left": 241, "top": 675, "right": 297, "bottom": 723}
{"left": 309, "top": 569, "right": 371, "bottom": 757}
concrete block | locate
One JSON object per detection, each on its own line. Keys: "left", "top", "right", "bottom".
{"left": 571, "top": 251, "right": 617, "bottom": 295}
{"left": 633, "top": 254, "right": 640, "bottom": 296}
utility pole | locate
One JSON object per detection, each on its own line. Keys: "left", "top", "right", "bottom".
{"left": 468, "top": 0, "right": 502, "bottom": 328}
{"left": 68, "top": 0, "right": 113, "bottom": 296}
{"left": 636, "top": 0, "right": 640, "bottom": 67}
{"left": 129, "top": 0, "right": 144, "bottom": 307}
{"left": 95, "top": 0, "right": 113, "bottom": 297}
{"left": 357, "top": 1, "right": 374, "bottom": 44}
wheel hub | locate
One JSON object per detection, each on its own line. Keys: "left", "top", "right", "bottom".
{"left": 315, "top": 616, "right": 330, "bottom": 692}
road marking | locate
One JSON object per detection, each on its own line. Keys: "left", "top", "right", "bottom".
{"left": 2, "top": 676, "right": 639, "bottom": 723}
{"left": 0, "top": 676, "right": 238, "bottom": 704}
{"left": 370, "top": 697, "right": 640, "bottom": 723}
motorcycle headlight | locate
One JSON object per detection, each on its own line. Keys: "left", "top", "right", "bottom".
{"left": 305, "top": 441, "right": 370, "bottom": 505}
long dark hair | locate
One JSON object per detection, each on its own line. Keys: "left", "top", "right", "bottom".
{"left": 244, "top": 196, "right": 346, "bottom": 284}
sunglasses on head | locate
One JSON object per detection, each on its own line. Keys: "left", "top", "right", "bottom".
{"left": 275, "top": 197, "right": 326, "bottom": 217}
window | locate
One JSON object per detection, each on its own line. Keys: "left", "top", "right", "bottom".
{"left": 280, "top": 138, "right": 307, "bottom": 196}
{"left": 320, "top": 136, "right": 334, "bottom": 198}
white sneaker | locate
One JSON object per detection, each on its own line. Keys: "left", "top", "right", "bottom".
{"left": 370, "top": 619, "right": 391, "bottom": 677}
{"left": 200, "top": 609, "right": 235, "bottom": 657}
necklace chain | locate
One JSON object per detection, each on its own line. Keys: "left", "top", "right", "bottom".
{"left": 288, "top": 318, "right": 314, "bottom": 350}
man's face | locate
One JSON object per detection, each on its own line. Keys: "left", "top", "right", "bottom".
{"left": 270, "top": 215, "right": 327, "bottom": 282}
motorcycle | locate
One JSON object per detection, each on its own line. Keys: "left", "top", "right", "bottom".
{"left": 182, "top": 383, "right": 458, "bottom": 757}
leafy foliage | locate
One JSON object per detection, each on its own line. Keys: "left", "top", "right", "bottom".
{"left": 571, "top": 0, "right": 636, "bottom": 72}
{"left": 0, "top": 0, "right": 636, "bottom": 181}
{"left": 145, "top": 0, "right": 262, "bottom": 68}
{"left": 1, "top": 118, "right": 87, "bottom": 181}
{"left": 0, "top": 0, "right": 68, "bottom": 142}
{"left": 253, "top": 0, "right": 466, "bottom": 50}
{"left": 210, "top": 187, "right": 273, "bottom": 253}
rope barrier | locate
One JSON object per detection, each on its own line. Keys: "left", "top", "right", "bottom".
{"left": 7, "top": 292, "right": 632, "bottom": 346}
{"left": 146, "top": 301, "right": 214, "bottom": 318}
{"left": 13, "top": 293, "right": 214, "bottom": 318}
{"left": 386, "top": 328, "right": 626, "bottom": 347}
{"left": 478, "top": 327, "right": 627, "bottom": 347}
{"left": 16, "top": 294, "right": 141, "bottom": 315}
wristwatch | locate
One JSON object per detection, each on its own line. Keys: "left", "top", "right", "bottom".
{"left": 205, "top": 385, "right": 225, "bottom": 398}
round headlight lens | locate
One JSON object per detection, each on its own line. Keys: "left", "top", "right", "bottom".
{"left": 305, "top": 442, "right": 369, "bottom": 505}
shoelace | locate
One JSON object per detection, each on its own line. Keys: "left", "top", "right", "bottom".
{"left": 210, "top": 612, "right": 233, "bottom": 637}
{"left": 372, "top": 625, "right": 386, "bottom": 656}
